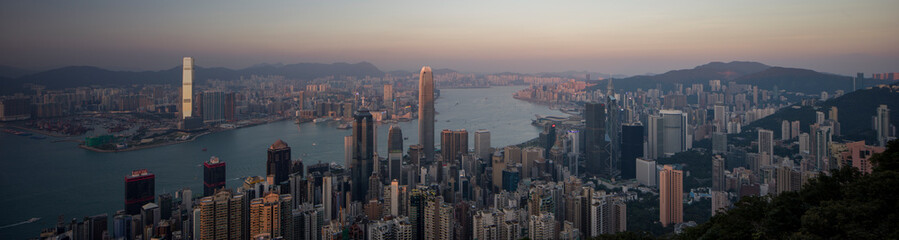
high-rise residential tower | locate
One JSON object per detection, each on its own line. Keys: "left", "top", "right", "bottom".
{"left": 418, "top": 66, "right": 435, "bottom": 163}
{"left": 182, "top": 57, "right": 193, "bottom": 119}
{"left": 758, "top": 129, "right": 774, "bottom": 166}
{"left": 659, "top": 165, "right": 683, "bottom": 227}
{"left": 267, "top": 140, "right": 291, "bottom": 186}
{"left": 203, "top": 156, "right": 226, "bottom": 197}
{"left": 351, "top": 109, "right": 375, "bottom": 202}
{"left": 876, "top": 104, "right": 890, "bottom": 147}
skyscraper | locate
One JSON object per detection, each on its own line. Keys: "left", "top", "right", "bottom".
{"left": 620, "top": 124, "right": 644, "bottom": 179}
{"left": 712, "top": 132, "right": 727, "bottom": 154}
{"left": 388, "top": 125, "right": 404, "bottom": 154}
{"left": 712, "top": 155, "right": 725, "bottom": 192}
{"left": 440, "top": 129, "right": 468, "bottom": 163}
{"left": 388, "top": 125, "right": 403, "bottom": 182}
{"left": 474, "top": 129, "right": 491, "bottom": 161}
{"left": 876, "top": 104, "right": 890, "bottom": 147}
{"left": 249, "top": 192, "right": 292, "bottom": 239}
{"left": 125, "top": 169, "right": 155, "bottom": 215}
{"left": 659, "top": 165, "right": 683, "bottom": 227}
{"left": 182, "top": 57, "right": 193, "bottom": 119}
{"left": 758, "top": 129, "right": 773, "bottom": 167}
{"left": 196, "top": 190, "right": 245, "bottom": 240}
{"left": 584, "top": 102, "right": 609, "bottom": 177}
{"left": 351, "top": 109, "right": 375, "bottom": 202}
{"left": 648, "top": 110, "right": 689, "bottom": 159}
{"left": 781, "top": 120, "right": 790, "bottom": 141}
{"left": 791, "top": 120, "right": 800, "bottom": 139}
{"left": 267, "top": 140, "right": 291, "bottom": 186}
{"left": 203, "top": 156, "right": 226, "bottom": 197}
{"left": 418, "top": 66, "right": 435, "bottom": 163}
{"left": 815, "top": 127, "right": 832, "bottom": 170}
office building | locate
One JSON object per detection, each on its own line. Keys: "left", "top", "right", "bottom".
{"left": 440, "top": 129, "right": 469, "bottom": 163}
{"left": 648, "top": 110, "right": 689, "bottom": 159}
{"left": 182, "top": 57, "right": 193, "bottom": 119}
{"left": 125, "top": 169, "right": 155, "bottom": 215}
{"left": 351, "top": 109, "right": 375, "bottom": 202}
{"left": 388, "top": 125, "right": 403, "bottom": 154}
{"left": 419, "top": 66, "right": 435, "bottom": 163}
{"left": 267, "top": 140, "right": 292, "bottom": 186}
{"left": 203, "top": 156, "right": 226, "bottom": 197}
{"left": 712, "top": 132, "right": 727, "bottom": 154}
{"left": 584, "top": 102, "right": 610, "bottom": 177}
{"left": 659, "top": 165, "right": 683, "bottom": 227}
{"left": 635, "top": 158, "right": 657, "bottom": 187}
{"left": 474, "top": 129, "right": 491, "bottom": 161}
{"left": 620, "top": 124, "right": 644, "bottom": 179}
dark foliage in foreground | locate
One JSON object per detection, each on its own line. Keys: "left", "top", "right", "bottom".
{"left": 594, "top": 140, "right": 899, "bottom": 239}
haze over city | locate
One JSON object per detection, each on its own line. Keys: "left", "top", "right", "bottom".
{"left": 2, "top": 0, "right": 898, "bottom": 75}
{"left": 2, "top": 1, "right": 899, "bottom": 240}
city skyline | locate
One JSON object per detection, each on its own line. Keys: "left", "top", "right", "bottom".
{"left": 1, "top": 1, "right": 898, "bottom": 75}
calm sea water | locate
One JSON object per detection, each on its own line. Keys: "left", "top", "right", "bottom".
{"left": 0, "top": 86, "right": 564, "bottom": 238}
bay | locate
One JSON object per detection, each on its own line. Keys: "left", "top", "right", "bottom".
{"left": 0, "top": 86, "right": 564, "bottom": 239}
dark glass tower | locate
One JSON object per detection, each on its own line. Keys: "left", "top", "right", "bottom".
{"left": 203, "top": 156, "right": 226, "bottom": 196}
{"left": 620, "top": 124, "right": 644, "bottom": 179}
{"left": 387, "top": 125, "right": 403, "bottom": 154}
{"left": 584, "top": 102, "right": 608, "bottom": 177}
{"left": 351, "top": 109, "right": 374, "bottom": 202}
{"left": 267, "top": 139, "right": 291, "bottom": 186}
{"left": 125, "top": 169, "right": 155, "bottom": 215}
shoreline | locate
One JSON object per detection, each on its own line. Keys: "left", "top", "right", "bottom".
{"left": 73, "top": 117, "right": 289, "bottom": 153}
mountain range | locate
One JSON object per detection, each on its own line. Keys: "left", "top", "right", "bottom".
{"left": 0, "top": 62, "right": 383, "bottom": 94}
{"left": 2, "top": 61, "right": 893, "bottom": 95}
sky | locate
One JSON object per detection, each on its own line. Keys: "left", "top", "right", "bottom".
{"left": 1, "top": 0, "right": 897, "bottom": 76}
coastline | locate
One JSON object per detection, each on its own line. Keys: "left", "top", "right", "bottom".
{"left": 30, "top": 117, "right": 291, "bottom": 153}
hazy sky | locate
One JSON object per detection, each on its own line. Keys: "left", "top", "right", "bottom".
{"left": 1, "top": 0, "right": 897, "bottom": 75}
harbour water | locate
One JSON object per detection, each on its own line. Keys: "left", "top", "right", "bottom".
{"left": 0, "top": 86, "right": 565, "bottom": 238}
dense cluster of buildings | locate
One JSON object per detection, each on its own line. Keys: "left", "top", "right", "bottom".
{"left": 29, "top": 61, "right": 898, "bottom": 239}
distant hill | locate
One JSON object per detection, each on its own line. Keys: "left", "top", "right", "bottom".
{"left": 0, "top": 62, "right": 385, "bottom": 95}
{"left": 734, "top": 67, "right": 851, "bottom": 94}
{"left": 745, "top": 84, "right": 899, "bottom": 142}
{"left": 601, "top": 61, "right": 771, "bottom": 91}
{"left": 0, "top": 65, "right": 36, "bottom": 78}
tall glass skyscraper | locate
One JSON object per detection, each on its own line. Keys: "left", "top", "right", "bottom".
{"left": 351, "top": 109, "right": 374, "bottom": 202}
{"left": 418, "top": 66, "right": 435, "bottom": 163}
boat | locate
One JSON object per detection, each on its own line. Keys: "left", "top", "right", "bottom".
{"left": 202, "top": 147, "right": 207, "bottom": 152}
{"left": 337, "top": 123, "right": 351, "bottom": 129}
{"left": 30, "top": 135, "right": 46, "bottom": 140}
{"left": 313, "top": 117, "right": 332, "bottom": 123}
